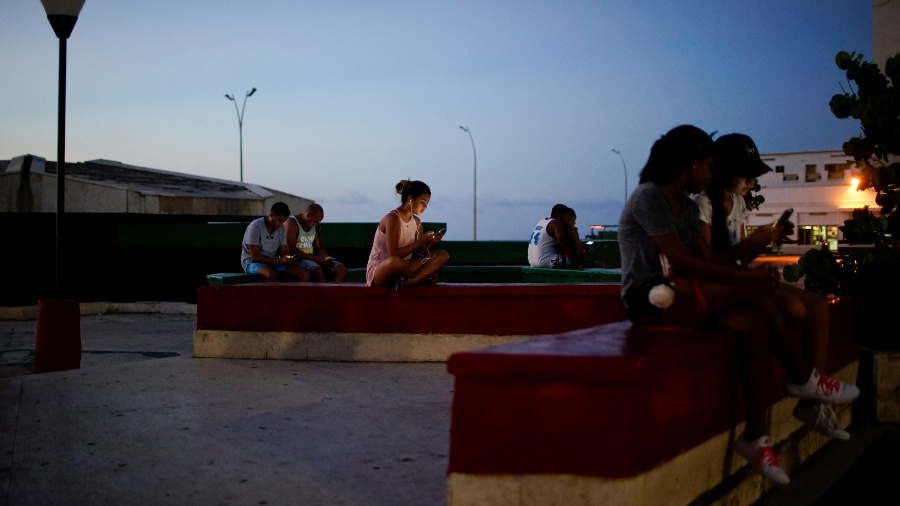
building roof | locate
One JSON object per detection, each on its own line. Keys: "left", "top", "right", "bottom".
{"left": 0, "top": 155, "right": 314, "bottom": 215}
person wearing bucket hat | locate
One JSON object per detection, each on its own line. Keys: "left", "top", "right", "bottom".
{"left": 694, "top": 133, "right": 857, "bottom": 444}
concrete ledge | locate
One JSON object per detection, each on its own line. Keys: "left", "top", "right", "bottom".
{"left": 0, "top": 302, "right": 197, "bottom": 320}
{"left": 194, "top": 330, "right": 535, "bottom": 362}
{"left": 871, "top": 350, "right": 900, "bottom": 422}
{"left": 447, "top": 364, "right": 857, "bottom": 506}
{"left": 196, "top": 283, "right": 626, "bottom": 336}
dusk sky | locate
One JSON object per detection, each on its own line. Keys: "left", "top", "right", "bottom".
{"left": 1, "top": 1, "right": 872, "bottom": 240}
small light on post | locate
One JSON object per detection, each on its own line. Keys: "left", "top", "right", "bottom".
{"left": 850, "top": 176, "right": 860, "bottom": 189}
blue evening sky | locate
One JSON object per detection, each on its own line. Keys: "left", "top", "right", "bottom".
{"left": 0, "top": 1, "right": 872, "bottom": 240}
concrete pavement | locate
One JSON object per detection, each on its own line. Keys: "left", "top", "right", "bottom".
{"left": 3, "top": 309, "right": 899, "bottom": 506}
{"left": 2, "top": 311, "right": 452, "bottom": 505}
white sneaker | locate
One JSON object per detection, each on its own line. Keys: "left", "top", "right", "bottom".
{"left": 785, "top": 368, "right": 860, "bottom": 405}
{"left": 734, "top": 435, "right": 790, "bottom": 485}
{"left": 793, "top": 402, "right": 850, "bottom": 440}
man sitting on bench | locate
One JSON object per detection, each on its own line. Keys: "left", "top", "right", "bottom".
{"left": 240, "top": 202, "right": 309, "bottom": 282}
{"left": 527, "top": 204, "right": 585, "bottom": 268}
{"left": 284, "top": 203, "right": 347, "bottom": 283}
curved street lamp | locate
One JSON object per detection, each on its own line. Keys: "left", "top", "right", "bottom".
{"left": 38, "top": 0, "right": 87, "bottom": 373}
{"left": 459, "top": 126, "right": 477, "bottom": 240}
{"left": 225, "top": 87, "right": 257, "bottom": 182}
{"left": 612, "top": 148, "right": 628, "bottom": 203}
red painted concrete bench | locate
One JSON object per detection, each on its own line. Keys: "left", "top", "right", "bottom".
{"left": 194, "top": 283, "right": 628, "bottom": 361}
{"left": 446, "top": 297, "right": 861, "bottom": 506}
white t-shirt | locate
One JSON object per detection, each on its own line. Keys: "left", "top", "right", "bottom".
{"left": 693, "top": 192, "right": 747, "bottom": 246}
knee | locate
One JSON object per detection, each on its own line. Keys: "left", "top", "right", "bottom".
{"left": 388, "top": 256, "right": 407, "bottom": 270}
{"left": 294, "top": 268, "right": 310, "bottom": 282}
{"left": 719, "top": 310, "right": 768, "bottom": 346}
{"left": 782, "top": 295, "right": 808, "bottom": 324}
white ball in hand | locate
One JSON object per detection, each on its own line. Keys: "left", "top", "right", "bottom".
{"left": 648, "top": 283, "right": 675, "bottom": 309}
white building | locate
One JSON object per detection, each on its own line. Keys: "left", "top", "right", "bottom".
{"left": 1, "top": 154, "right": 314, "bottom": 216}
{"left": 747, "top": 150, "right": 878, "bottom": 251}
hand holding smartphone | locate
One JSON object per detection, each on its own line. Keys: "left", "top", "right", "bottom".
{"left": 774, "top": 208, "right": 793, "bottom": 226}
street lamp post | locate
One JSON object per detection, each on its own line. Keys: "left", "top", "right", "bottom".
{"left": 225, "top": 87, "right": 257, "bottom": 182}
{"left": 612, "top": 148, "right": 628, "bottom": 203}
{"left": 37, "top": 0, "right": 87, "bottom": 373}
{"left": 459, "top": 126, "right": 477, "bottom": 241}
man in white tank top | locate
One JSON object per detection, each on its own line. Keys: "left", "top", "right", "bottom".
{"left": 527, "top": 204, "right": 584, "bottom": 268}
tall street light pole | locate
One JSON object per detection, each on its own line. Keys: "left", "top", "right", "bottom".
{"left": 612, "top": 148, "right": 628, "bottom": 204}
{"left": 459, "top": 126, "right": 477, "bottom": 241}
{"left": 225, "top": 87, "right": 256, "bottom": 182}
{"left": 37, "top": 0, "right": 86, "bottom": 373}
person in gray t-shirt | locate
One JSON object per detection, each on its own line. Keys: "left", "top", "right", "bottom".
{"left": 240, "top": 202, "right": 309, "bottom": 282}
{"left": 617, "top": 125, "right": 859, "bottom": 485}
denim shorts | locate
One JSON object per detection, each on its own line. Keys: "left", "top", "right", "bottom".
{"left": 298, "top": 258, "right": 343, "bottom": 272}
{"left": 246, "top": 262, "right": 289, "bottom": 274}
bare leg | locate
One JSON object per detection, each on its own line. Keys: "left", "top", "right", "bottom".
{"left": 716, "top": 306, "right": 773, "bottom": 440}
{"left": 407, "top": 250, "right": 449, "bottom": 285}
{"left": 308, "top": 266, "right": 325, "bottom": 283}
{"left": 329, "top": 264, "right": 348, "bottom": 283}
{"left": 661, "top": 281, "right": 812, "bottom": 384}
{"left": 370, "top": 256, "right": 414, "bottom": 287}
{"left": 777, "top": 284, "right": 829, "bottom": 372}
{"left": 256, "top": 265, "right": 279, "bottom": 282}
{"left": 283, "top": 265, "right": 310, "bottom": 282}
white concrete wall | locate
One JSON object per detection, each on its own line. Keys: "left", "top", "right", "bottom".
{"left": 873, "top": 0, "right": 900, "bottom": 70}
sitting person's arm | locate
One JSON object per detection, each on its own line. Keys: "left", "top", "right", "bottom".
{"left": 567, "top": 226, "right": 587, "bottom": 258}
{"left": 386, "top": 214, "right": 436, "bottom": 259}
{"left": 548, "top": 219, "right": 586, "bottom": 267}
{"left": 311, "top": 225, "right": 333, "bottom": 264}
{"left": 284, "top": 218, "right": 323, "bottom": 263}
{"left": 655, "top": 233, "right": 777, "bottom": 293}
{"left": 731, "top": 222, "right": 790, "bottom": 266}
{"left": 247, "top": 244, "right": 293, "bottom": 266}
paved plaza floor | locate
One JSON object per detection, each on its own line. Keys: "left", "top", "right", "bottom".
{"left": 1, "top": 310, "right": 898, "bottom": 505}
{"left": 2, "top": 313, "right": 452, "bottom": 505}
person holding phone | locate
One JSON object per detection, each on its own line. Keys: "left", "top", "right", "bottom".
{"left": 527, "top": 204, "right": 586, "bottom": 268}
{"left": 694, "top": 134, "right": 792, "bottom": 266}
{"left": 240, "top": 202, "right": 310, "bottom": 282}
{"left": 619, "top": 125, "right": 858, "bottom": 485}
{"left": 284, "top": 203, "right": 347, "bottom": 283}
{"left": 365, "top": 179, "right": 449, "bottom": 288}
{"left": 695, "top": 133, "right": 853, "bottom": 443}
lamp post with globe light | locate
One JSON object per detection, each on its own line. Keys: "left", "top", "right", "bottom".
{"left": 36, "top": 0, "right": 87, "bottom": 373}
{"left": 225, "top": 88, "right": 257, "bottom": 182}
